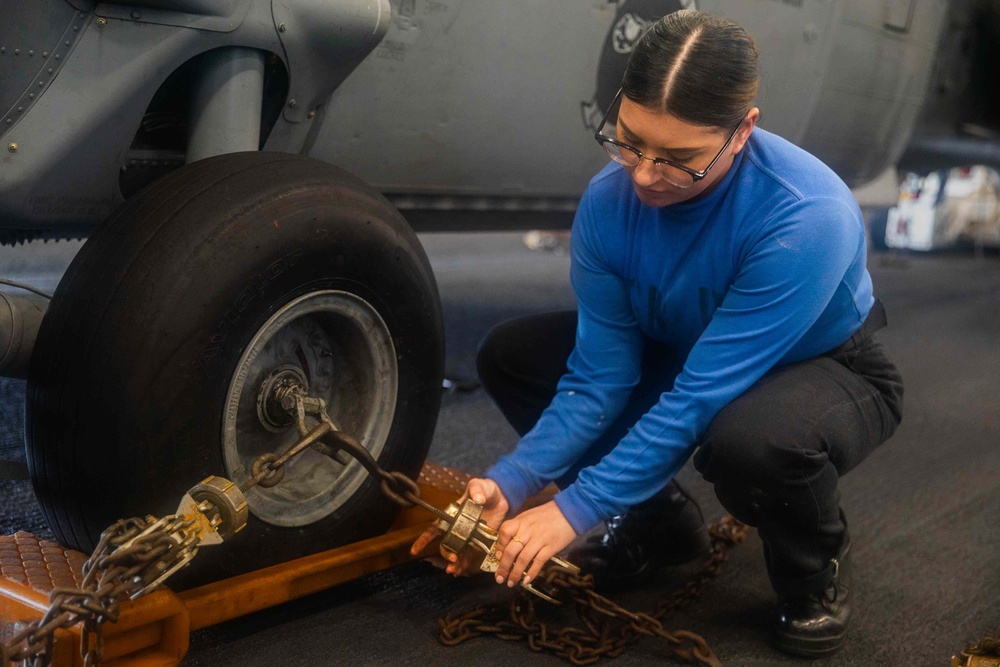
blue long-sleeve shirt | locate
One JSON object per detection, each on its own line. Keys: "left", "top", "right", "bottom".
{"left": 485, "top": 128, "right": 873, "bottom": 534}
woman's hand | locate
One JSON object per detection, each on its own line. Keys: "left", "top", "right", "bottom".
{"left": 492, "top": 500, "right": 577, "bottom": 587}
{"left": 409, "top": 477, "right": 510, "bottom": 575}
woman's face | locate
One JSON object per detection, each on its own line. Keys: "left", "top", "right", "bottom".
{"left": 616, "top": 95, "right": 759, "bottom": 207}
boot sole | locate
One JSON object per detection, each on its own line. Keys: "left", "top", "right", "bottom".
{"left": 773, "top": 630, "right": 847, "bottom": 658}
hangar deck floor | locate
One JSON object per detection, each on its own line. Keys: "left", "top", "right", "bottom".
{"left": 2, "top": 226, "right": 999, "bottom": 666}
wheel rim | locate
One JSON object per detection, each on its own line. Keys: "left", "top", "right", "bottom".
{"left": 222, "top": 290, "right": 398, "bottom": 527}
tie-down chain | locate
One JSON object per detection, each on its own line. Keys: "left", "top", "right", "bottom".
{"left": 438, "top": 516, "right": 747, "bottom": 667}
{"left": 1, "top": 384, "right": 731, "bottom": 667}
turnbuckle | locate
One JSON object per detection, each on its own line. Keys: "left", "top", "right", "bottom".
{"left": 435, "top": 498, "right": 580, "bottom": 605}
{"left": 121, "top": 476, "right": 250, "bottom": 599}
{"left": 436, "top": 498, "right": 497, "bottom": 558}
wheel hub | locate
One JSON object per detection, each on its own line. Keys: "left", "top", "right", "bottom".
{"left": 256, "top": 366, "right": 309, "bottom": 433}
{"left": 222, "top": 290, "right": 398, "bottom": 528}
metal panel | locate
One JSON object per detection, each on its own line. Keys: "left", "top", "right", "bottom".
{"left": 0, "top": 1, "right": 285, "bottom": 230}
{"left": 0, "top": 18, "right": 204, "bottom": 231}
{"left": 271, "top": 0, "right": 392, "bottom": 124}
{"left": 707, "top": 0, "right": 840, "bottom": 146}
{"left": 313, "top": 0, "right": 842, "bottom": 198}
{"left": 95, "top": 0, "right": 253, "bottom": 32}
{"left": 119, "top": 0, "right": 240, "bottom": 13}
{"left": 0, "top": 0, "right": 395, "bottom": 231}
{"left": 314, "top": 0, "right": 639, "bottom": 198}
{"left": 799, "top": 0, "right": 948, "bottom": 184}
{"left": 0, "top": 1, "right": 80, "bottom": 138}
{"left": 0, "top": 0, "right": 958, "bottom": 232}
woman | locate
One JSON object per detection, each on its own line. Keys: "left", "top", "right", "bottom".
{"left": 412, "top": 9, "right": 903, "bottom": 658}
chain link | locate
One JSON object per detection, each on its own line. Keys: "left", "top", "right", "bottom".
{"left": 438, "top": 516, "right": 747, "bottom": 666}
{"left": 1, "top": 514, "right": 203, "bottom": 667}
{"left": 260, "top": 388, "right": 452, "bottom": 523}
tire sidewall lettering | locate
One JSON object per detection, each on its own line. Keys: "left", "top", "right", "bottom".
{"left": 198, "top": 248, "right": 307, "bottom": 378}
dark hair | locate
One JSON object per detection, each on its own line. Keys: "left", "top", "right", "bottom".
{"left": 622, "top": 10, "right": 759, "bottom": 130}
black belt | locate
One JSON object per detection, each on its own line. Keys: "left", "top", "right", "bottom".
{"left": 829, "top": 299, "right": 887, "bottom": 355}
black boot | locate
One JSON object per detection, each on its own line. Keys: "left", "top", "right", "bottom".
{"left": 773, "top": 541, "right": 853, "bottom": 658}
{"left": 568, "top": 480, "right": 709, "bottom": 591}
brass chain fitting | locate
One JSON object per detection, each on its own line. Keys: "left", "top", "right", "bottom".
{"left": 954, "top": 634, "right": 1000, "bottom": 666}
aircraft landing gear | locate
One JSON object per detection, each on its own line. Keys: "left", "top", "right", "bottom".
{"left": 25, "top": 152, "right": 444, "bottom": 585}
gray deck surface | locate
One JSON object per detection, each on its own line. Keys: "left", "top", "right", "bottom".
{"left": 1, "top": 226, "right": 998, "bottom": 666}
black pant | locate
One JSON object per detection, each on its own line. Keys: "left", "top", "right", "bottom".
{"left": 476, "top": 310, "right": 903, "bottom": 596}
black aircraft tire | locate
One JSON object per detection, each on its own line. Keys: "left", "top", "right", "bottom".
{"left": 26, "top": 152, "right": 444, "bottom": 585}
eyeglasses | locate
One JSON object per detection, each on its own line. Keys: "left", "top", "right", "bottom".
{"left": 594, "top": 88, "right": 744, "bottom": 189}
